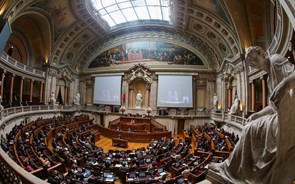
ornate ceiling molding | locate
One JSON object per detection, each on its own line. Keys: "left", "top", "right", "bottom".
{"left": 72, "top": 0, "right": 109, "bottom": 35}
{"left": 49, "top": 0, "right": 243, "bottom": 74}
{"left": 171, "top": 0, "right": 243, "bottom": 62}
{"left": 51, "top": 22, "right": 96, "bottom": 65}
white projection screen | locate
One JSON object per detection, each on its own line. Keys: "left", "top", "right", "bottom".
{"left": 93, "top": 75, "right": 122, "bottom": 105}
{"left": 157, "top": 75, "right": 193, "bottom": 108}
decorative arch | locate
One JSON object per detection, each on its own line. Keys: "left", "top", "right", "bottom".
{"left": 9, "top": 8, "right": 54, "bottom": 68}
{"left": 78, "top": 28, "right": 220, "bottom": 71}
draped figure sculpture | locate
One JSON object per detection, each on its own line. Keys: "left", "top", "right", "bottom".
{"left": 213, "top": 94, "right": 218, "bottom": 110}
{"left": 135, "top": 90, "right": 143, "bottom": 108}
{"left": 228, "top": 95, "right": 239, "bottom": 115}
{"left": 49, "top": 91, "right": 56, "bottom": 105}
{"left": 209, "top": 46, "right": 295, "bottom": 184}
{"left": 73, "top": 92, "right": 80, "bottom": 105}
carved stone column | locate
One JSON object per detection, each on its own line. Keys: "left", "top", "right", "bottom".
{"left": 10, "top": 74, "right": 15, "bottom": 102}
{"left": 207, "top": 77, "right": 215, "bottom": 110}
{"left": 261, "top": 76, "right": 267, "bottom": 108}
{"left": 227, "top": 89, "right": 232, "bottom": 109}
{"left": 0, "top": 71, "right": 5, "bottom": 97}
{"left": 129, "top": 85, "right": 134, "bottom": 107}
{"left": 19, "top": 77, "right": 24, "bottom": 103}
{"left": 250, "top": 81, "right": 255, "bottom": 111}
{"left": 40, "top": 82, "right": 44, "bottom": 102}
{"left": 145, "top": 84, "right": 150, "bottom": 107}
{"left": 149, "top": 75, "right": 157, "bottom": 110}
{"left": 29, "top": 79, "right": 34, "bottom": 102}
{"left": 122, "top": 79, "right": 128, "bottom": 106}
{"left": 64, "top": 84, "right": 68, "bottom": 105}
{"left": 86, "top": 79, "right": 93, "bottom": 105}
{"left": 196, "top": 78, "right": 207, "bottom": 109}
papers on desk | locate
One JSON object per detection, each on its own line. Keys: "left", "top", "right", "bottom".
{"left": 127, "top": 178, "right": 134, "bottom": 181}
{"left": 115, "top": 164, "right": 122, "bottom": 167}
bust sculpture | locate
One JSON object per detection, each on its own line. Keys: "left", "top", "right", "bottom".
{"left": 209, "top": 46, "right": 295, "bottom": 184}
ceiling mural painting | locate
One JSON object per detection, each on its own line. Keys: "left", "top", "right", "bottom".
{"left": 78, "top": 28, "right": 219, "bottom": 71}
{"left": 88, "top": 41, "right": 204, "bottom": 68}
{"left": 34, "top": 0, "right": 76, "bottom": 41}
{"left": 192, "top": 0, "right": 230, "bottom": 25}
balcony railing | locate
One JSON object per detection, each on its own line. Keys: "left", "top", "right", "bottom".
{"left": 211, "top": 111, "right": 246, "bottom": 130}
{"left": 1, "top": 51, "right": 45, "bottom": 78}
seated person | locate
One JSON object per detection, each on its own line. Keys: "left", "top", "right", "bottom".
{"left": 40, "top": 155, "right": 51, "bottom": 168}
{"left": 48, "top": 170, "right": 60, "bottom": 184}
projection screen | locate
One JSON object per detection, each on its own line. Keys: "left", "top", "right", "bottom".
{"left": 157, "top": 75, "right": 193, "bottom": 108}
{"left": 93, "top": 75, "right": 122, "bottom": 105}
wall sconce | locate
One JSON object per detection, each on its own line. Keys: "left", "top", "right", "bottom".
{"left": 218, "top": 103, "right": 222, "bottom": 110}
{"left": 239, "top": 101, "right": 243, "bottom": 111}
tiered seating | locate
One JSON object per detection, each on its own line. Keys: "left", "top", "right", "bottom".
{"left": 3, "top": 116, "right": 239, "bottom": 183}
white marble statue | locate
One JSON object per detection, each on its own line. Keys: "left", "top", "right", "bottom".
{"left": 135, "top": 90, "right": 143, "bottom": 108}
{"left": 228, "top": 95, "right": 239, "bottom": 115}
{"left": 73, "top": 91, "right": 80, "bottom": 105}
{"left": 209, "top": 46, "right": 295, "bottom": 184}
{"left": 49, "top": 91, "right": 56, "bottom": 105}
{"left": 213, "top": 94, "right": 218, "bottom": 110}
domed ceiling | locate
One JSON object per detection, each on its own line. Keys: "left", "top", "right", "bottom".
{"left": 1, "top": 0, "right": 276, "bottom": 73}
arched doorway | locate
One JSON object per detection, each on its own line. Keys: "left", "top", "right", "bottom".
{"left": 56, "top": 79, "right": 66, "bottom": 105}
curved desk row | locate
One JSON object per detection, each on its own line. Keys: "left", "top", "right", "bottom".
{"left": 97, "top": 125, "right": 172, "bottom": 142}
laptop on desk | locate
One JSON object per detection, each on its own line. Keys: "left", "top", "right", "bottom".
{"left": 83, "top": 169, "right": 91, "bottom": 178}
{"left": 127, "top": 178, "right": 134, "bottom": 181}
{"left": 76, "top": 166, "right": 83, "bottom": 174}
{"left": 127, "top": 172, "right": 136, "bottom": 181}
{"left": 138, "top": 171, "right": 147, "bottom": 178}
{"left": 158, "top": 167, "right": 167, "bottom": 176}
{"left": 105, "top": 174, "right": 114, "bottom": 182}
